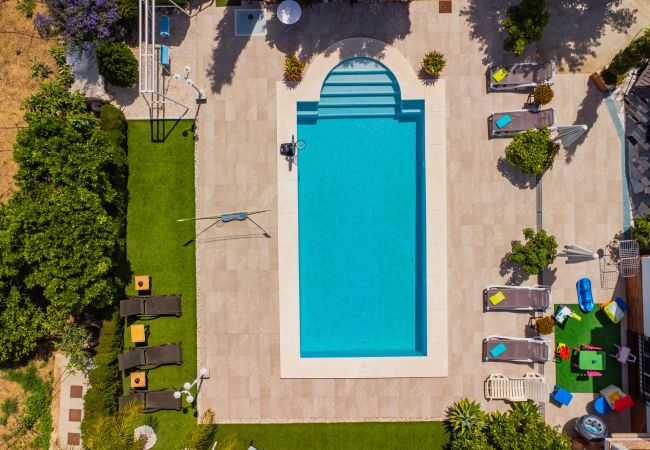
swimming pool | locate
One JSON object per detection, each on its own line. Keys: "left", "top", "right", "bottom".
{"left": 297, "top": 57, "right": 427, "bottom": 358}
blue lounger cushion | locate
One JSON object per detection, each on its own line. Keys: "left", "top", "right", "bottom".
{"left": 495, "top": 114, "right": 512, "bottom": 129}
{"left": 490, "top": 343, "right": 507, "bottom": 358}
{"left": 160, "top": 45, "right": 170, "bottom": 66}
{"left": 160, "top": 15, "right": 170, "bottom": 37}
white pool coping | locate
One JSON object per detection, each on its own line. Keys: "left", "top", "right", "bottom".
{"left": 276, "top": 38, "right": 447, "bottom": 378}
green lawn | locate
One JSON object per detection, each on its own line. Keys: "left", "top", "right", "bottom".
{"left": 215, "top": 422, "right": 449, "bottom": 450}
{"left": 554, "top": 304, "right": 621, "bottom": 393}
{"left": 125, "top": 119, "right": 197, "bottom": 448}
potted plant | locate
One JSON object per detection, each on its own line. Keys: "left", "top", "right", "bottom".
{"left": 421, "top": 51, "right": 446, "bottom": 77}
{"left": 535, "top": 315, "right": 555, "bottom": 335}
{"left": 532, "top": 83, "right": 554, "bottom": 105}
{"left": 284, "top": 54, "right": 304, "bottom": 82}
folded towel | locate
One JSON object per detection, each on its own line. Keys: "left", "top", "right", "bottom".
{"left": 495, "top": 114, "right": 512, "bottom": 129}
{"left": 490, "top": 343, "right": 507, "bottom": 358}
{"left": 489, "top": 291, "right": 506, "bottom": 305}
{"left": 493, "top": 68, "right": 509, "bottom": 82}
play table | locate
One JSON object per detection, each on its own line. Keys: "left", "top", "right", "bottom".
{"left": 579, "top": 350, "right": 606, "bottom": 371}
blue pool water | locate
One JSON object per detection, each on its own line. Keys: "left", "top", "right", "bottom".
{"left": 234, "top": 10, "right": 266, "bottom": 36}
{"left": 297, "top": 58, "right": 427, "bottom": 358}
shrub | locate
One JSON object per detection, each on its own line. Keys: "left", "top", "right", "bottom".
{"left": 533, "top": 84, "right": 554, "bottom": 105}
{"left": 448, "top": 399, "right": 485, "bottom": 437}
{"left": 0, "top": 398, "right": 18, "bottom": 425}
{"left": 97, "top": 42, "right": 139, "bottom": 87}
{"left": 602, "top": 28, "right": 650, "bottom": 85}
{"left": 30, "top": 58, "right": 53, "bottom": 80}
{"left": 422, "top": 51, "right": 446, "bottom": 77}
{"left": 184, "top": 409, "right": 218, "bottom": 449}
{"left": 100, "top": 103, "right": 128, "bottom": 152}
{"left": 633, "top": 214, "right": 650, "bottom": 251}
{"left": 16, "top": 0, "right": 36, "bottom": 18}
{"left": 80, "top": 311, "right": 123, "bottom": 442}
{"left": 535, "top": 316, "right": 555, "bottom": 335}
{"left": 284, "top": 54, "right": 304, "bottom": 82}
{"left": 34, "top": 0, "right": 120, "bottom": 48}
{"left": 504, "top": 127, "right": 560, "bottom": 176}
{"left": 501, "top": 0, "right": 549, "bottom": 56}
{"left": 509, "top": 227, "right": 558, "bottom": 275}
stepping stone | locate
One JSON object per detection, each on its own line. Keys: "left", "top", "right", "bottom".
{"left": 70, "top": 385, "right": 83, "bottom": 398}
{"left": 69, "top": 408, "right": 82, "bottom": 422}
{"left": 67, "top": 433, "right": 80, "bottom": 445}
{"left": 439, "top": 0, "right": 451, "bottom": 13}
{"left": 631, "top": 178, "right": 644, "bottom": 194}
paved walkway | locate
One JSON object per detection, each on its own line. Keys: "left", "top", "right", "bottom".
{"left": 112, "top": 0, "right": 638, "bottom": 430}
{"left": 53, "top": 353, "right": 88, "bottom": 449}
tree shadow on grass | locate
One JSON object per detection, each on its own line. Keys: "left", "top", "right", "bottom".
{"left": 460, "top": 0, "right": 637, "bottom": 72}
{"left": 497, "top": 157, "right": 538, "bottom": 189}
{"left": 499, "top": 252, "right": 530, "bottom": 285}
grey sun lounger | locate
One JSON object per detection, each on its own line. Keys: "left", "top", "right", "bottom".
{"left": 119, "top": 389, "right": 182, "bottom": 413}
{"left": 489, "top": 108, "right": 556, "bottom": 137}
{"left": 484, "top": 285, "right": 551, "bottom": 312}
{"left": 120, "top": 294, "right": 182, "bottom": 318}
{"left": 483, "top": 336, "right": 551, "bottom": 363}
{"left": 118, "top": 343, "right": 182, "bottom": 370}
{"left": 488, "top": 61, "right": 555, "bottom": 91}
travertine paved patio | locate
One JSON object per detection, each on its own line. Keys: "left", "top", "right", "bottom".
{"left": 115, "top": 0, "right": 643, "bottom": 430}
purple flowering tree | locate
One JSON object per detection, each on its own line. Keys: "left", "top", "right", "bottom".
{"left": 34, "top": 0, "right": 121, "bottom": 48}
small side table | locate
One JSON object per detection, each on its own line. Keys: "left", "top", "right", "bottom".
{"left": 131, "top": 324, "right": 146, "bottom": 344}
{"left": 130, "top": 372, "right": 147, "bottom": 389}
{"left": 135, "top": 275, "right": 150, "bottom": 292}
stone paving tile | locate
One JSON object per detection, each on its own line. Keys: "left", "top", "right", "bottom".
{"left": 112, "top": 0, "right": 633, "bottom": 429}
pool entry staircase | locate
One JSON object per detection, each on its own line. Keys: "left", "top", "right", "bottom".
{"left": 297, "top": 57, "right": 423, "bottom": 121}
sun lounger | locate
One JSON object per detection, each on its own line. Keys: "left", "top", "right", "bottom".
{"left": 483, "top": 336, "right": 551, "bottom": 363}
{"left": 118, "top": 343, "right": 182, "bottom": 370}
{"left": 484, "top": 285, "right": 551, "bottom": 312}
{"left": 488, "top": 61, "right": 555, "bottom": 91}
{"left": 119, "top": 389, "right": 181, "bottom": 413}
{"left": 120, "top": 294, "right": 182, "bottom": 318}
{"left": 484, "top": 372, "right": 549, "bottom": 403}
{"left": 489, "top": 108, "right": 556, "bottom": 137}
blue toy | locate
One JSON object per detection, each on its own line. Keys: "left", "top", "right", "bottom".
{"left": 577, "top": 278, "right": 594, "bottom": 313}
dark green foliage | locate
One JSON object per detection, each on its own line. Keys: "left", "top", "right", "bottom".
{"left": 117, "top": 0, "right": 139, "bottom": 30}
{"left": 0, "top": 398, "right": 18, "bottom": 425}
{"left": 16, "top": 0, "right": 36, "bottom": 17}
{"left": 0, "top": 49, "right": 127, "bottom": 363}
{"left": 421, "top": 51, "right": 446, "bottom": 77}
{"left": 504, "top": 128, "right": 560, "bottom": 176}
{"left": 602, "top": 28, "right": 650, "bottom": 85}
{"left": 447, "top": 399, "right": 485, "bottom": 437}
{"left": 448, "top": 402, "right": 571, "bottom": 450}
{"left": 509, "top": 227, "right": 558, "bottom": 275}
{"left": 97, "top": 42, "right": 139, "bottom": 87}
{"left": 80, "top": 311, "right": 123, "bottom": 442}
{"left": 633, "top": 214, "right": 650, "bottom": 251}
{"left": 100, "top": 103, "right": 128, "bottom": 153}
{"left": 501, "top": 0, "right": 549, "bottom": 56}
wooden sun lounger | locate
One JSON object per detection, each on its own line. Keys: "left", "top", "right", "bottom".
{"left": 489, "top": 108, "right": 556, "bottom": 137}
{"left": 485, "top": 372, "right": 549, "bottom": 403}
{"left": 484, "top": 285, "right": 551, "bottom": 312}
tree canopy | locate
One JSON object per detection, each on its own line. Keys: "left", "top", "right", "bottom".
{"left": 505, "top": 128, "right": 560, "bottom": 176}
{"left": 0, "top": 47, "right": 127, "bottom": 363}
{"left": 501, "top": 0, "right": 549, "bottom": 57}
{"left": 509, "top": 228, "right": 558, "bottom": 275}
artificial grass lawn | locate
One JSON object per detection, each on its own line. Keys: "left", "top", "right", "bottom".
{"left": 125, "top": 119, "right": 197, "bottom": 448}
{"left": 215, "top": 422, "right": 449, "bottom": 450}
{"left": 554, "top": 304, "right": 621, "bottom": 393}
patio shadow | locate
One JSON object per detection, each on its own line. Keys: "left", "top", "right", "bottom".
{"left": 565, "top": 80, "right": 605, "bottom": 162}
{"left": 499, "top": 252, "right": 530, "bottom": 285}
{"left": 496, "top": 157, "right": 538, "bottom": 190}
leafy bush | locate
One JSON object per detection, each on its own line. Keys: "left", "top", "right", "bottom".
{"left": 0, "top": 49, "right": 128, "bottom": 363}
{"left": 501, "top": 0, "right": 549, "bottom": 56}
{"left": 34, "top": 0, "right": 120, "bottom": 48}
{"left": 509, "top": 228, "right": 558, "bottom": 275}
{"left": 533, "top": 83, "right": 554, "bottom": 105}
{"left": 84, "top": 400, "right": 144, "bottom": 450}
{"left": 284, "top": 55, "right": 304, "bottom": 82}
{"left": 80, "top": 311, "right": 123, "bottom": 442}
{"left": 504, "top": 127, "right": 560, "bottom": 176}
{"left": 16, "top": 0, "right": 36, "bottom": 18}
{"left": 421, "top": 51, "right": 446, "bottom": 77}
{"left": 448, "top": 401, "right": 571, "bottom": 450}
{"left": 448, "top": 399, "right": 485, "bottom": 437}
{"left": 100, "top": 103, "right": 128, "bottom": 151}
{"left": 535, "top": 316, "right": 555, "bottom": 335}
{"left": 633, "top": 214, "right": 650, "bottom": 251}
{"left": 97, "top": 42, "right": 139, "bottom": 87}
{"left": 602, "top": 28, "right": 650, "bottom": 85}
{"left": 30, "top": 58, "right": 53, "bottom": 80}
